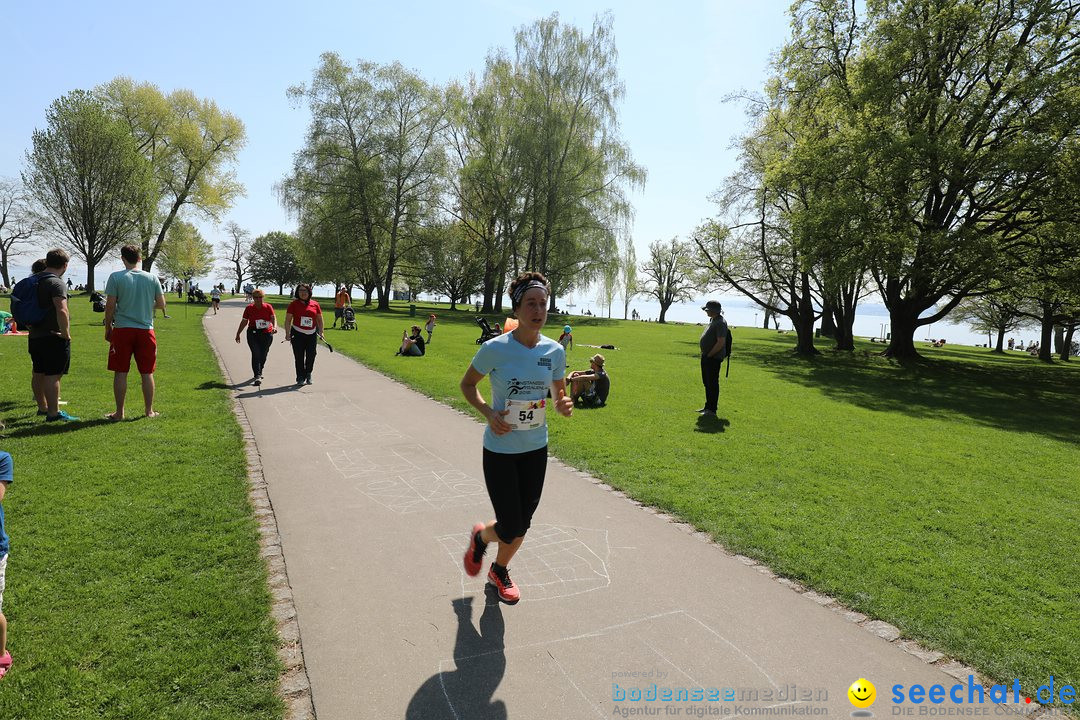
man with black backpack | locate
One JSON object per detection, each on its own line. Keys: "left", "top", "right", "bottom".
{"left": 12, "top": 249, "right": 79, "bottom": 422}
{"left": 698, "top": 300, "right": 729, "bottom": 418}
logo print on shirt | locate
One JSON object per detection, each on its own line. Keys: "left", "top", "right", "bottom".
{"left": 537, "top": 357, "right": 551, "bottom": 368}
{"left": 507, "top": 378, "right": 525, "bottom": 398}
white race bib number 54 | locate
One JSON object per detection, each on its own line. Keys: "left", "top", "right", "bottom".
{"left": 506, "top": 398, "right": 546, "bottom": 431}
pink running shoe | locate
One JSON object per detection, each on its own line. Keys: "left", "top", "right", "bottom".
{"left": 487, "top": 563, "right": 520, "bottom": 604}
{"left": 463, "top": 522, "right": 487, "bottom": 577}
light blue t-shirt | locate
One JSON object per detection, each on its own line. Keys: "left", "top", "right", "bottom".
{"left": 471, "top": 333, "right": 566, "bottom": 454}
{"left": 0, "top": 451, "right": 12, "bottom": 557}
{"left": 105, "top": 269, "right": 163, "bottom": 330}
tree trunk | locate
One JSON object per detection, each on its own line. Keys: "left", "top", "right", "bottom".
{"left": 833, "top": 311, "right": 856, "bottom": 351}
{"left": 86, "top": 263, "right": 96, "bottom": 292}
{"left": 882, "top": 309, "right": 921, "bottom": 359}
{"left": 658, "top": 302, "right": 670, "bottom": 323}
{"left": 993, "top": 326, "right": 1005, "bottom": 353}
{"left": 1062, "top": 326, "right": 1075, "bottom": 362}
{"left": 763, "top": 309, "right": 772, "bottom": 329}
{"left": 820, "top": 300, "right": 836, "bottom": 337}
{"left": 364, "top": 287, "right": 374, "bottom": 306}
{"left": 278, "top": 283, "right": 284, "bottom": 295}
{"left": 1038, "top": 306, "right": 1054, "bottom": 362}
{"left": 792, "top": 310, "right": 819, "bottom": 354}
{"left": 1054, "top": 326, "right": 1064, "bottom": 354}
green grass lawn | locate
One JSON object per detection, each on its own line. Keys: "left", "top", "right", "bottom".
{"left": 0, "top": 296, "right": 282, "bottom": 719}
{"left": 298, "top": 295, "right": 1079, "bottom": 702}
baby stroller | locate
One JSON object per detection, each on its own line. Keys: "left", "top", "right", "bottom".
{"left": 90, "top": 291, "right": 106, "bottom": 325}
{"left": 475, "top": 316, "right": 501, "bottom": 344}
{"left": 341, "top": 305, "right": 357, "bottom": 331}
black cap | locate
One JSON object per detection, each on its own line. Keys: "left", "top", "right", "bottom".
{"left": 702, "top": 300, "right": 723, "bottom": 312}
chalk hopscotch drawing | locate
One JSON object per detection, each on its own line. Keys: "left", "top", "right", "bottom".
{"left": 269, "top": 393, "right": 488, "bottom": 513}
{"left": 438, "top": 524, "right": 611, "bottom": 601}
{"left": 328, "top": 444, "right": 488, "bottom": 514}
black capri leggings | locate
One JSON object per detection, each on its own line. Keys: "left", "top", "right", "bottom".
{"left": 290, "top": 332, "right": 317, "bottom": 380}
{"left": 482, "top": 446, "right": 548, "bottom": 544}
{"left": 246, "top": 331, "right": 273, "bottom": 377}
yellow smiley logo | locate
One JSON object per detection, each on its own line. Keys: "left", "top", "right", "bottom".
{"left": 848, "top": 678, "right": 876, "bottom": 708}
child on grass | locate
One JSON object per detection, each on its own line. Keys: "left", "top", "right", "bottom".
{"left": 0, "top": 449, "right": 12, "bottom": 679}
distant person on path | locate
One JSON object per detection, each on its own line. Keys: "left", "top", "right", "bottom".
{"left": 460, "top": 271, "right": 573, "bottom": 604}
{"left": 235, "top": 288, "right": 277, "bottom": 386}
{"left": 27, "top": 250, "right": 78, "bottom": 422}
{"left": 0, "top": 450, "right": 13, "bottom": 679}
{"left": 425, "top": 313, "right": 437, "bottom": 343}
{"left": 66, "top": 278, "right": 72, "bottom": 290}
{"left": 698, "top": 300, "right": 728, "bottom": 418}
{"left": 567, "top": 353, "right": 609, "bottom": 406}
{"left": 243, "top": 282, "right": 254, "bottom": 303}
{"left": 210, "top": 284, "right": 222, "bottom": 314}
{"left": 396, "top": 325, "right": 426, "bottom": 356}
{"left": 104, "top": 245, "right": 166, "bottom": 420}
{"left": 284, "top": 283, "right": 323, "bottom": 386}
{"left": 558, "top": 324, "right": 573, "bottom": 351}
{"left": 331, "top": 287, "right": 351, "bottom": 328}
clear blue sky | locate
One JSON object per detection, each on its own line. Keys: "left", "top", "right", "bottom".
{"left": 3, "top": 0, "right": 793, "bottom": 272}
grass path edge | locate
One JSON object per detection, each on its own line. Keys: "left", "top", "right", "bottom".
{"left": 202, "top": 315, "right": 317, "bottom": 720}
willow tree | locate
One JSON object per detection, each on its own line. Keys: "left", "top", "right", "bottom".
{"left": 99, "top": 77, "right": 245, "bottom": 272}
{"left": 285, "top": 54, "right": 445, "bottom": 311}
{"left": 511, "top": 13, "right": 645, "bottom": 304}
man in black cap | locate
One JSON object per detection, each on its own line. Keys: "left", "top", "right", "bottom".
{"left": 698, "top": 300, "right": 728, "bottom": 416}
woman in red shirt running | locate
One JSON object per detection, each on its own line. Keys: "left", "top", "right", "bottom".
{"left": 234, "top": 288, "right": 278, "bottom": 386}
{"left": 284, "top": 284, "right": 323, "bottom": 385}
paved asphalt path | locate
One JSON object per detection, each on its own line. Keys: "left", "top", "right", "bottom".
{"left": 203, "top": 301, "right": 1025, "bottom": 720}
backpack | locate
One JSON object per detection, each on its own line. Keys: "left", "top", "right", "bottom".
{"left": 9, "top": 273, "right": 50, "bottom": 327}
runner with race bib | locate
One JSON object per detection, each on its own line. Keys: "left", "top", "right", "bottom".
{"left": 284, "top": 283, "right": 323, "bottom": 386}
{"left": 459, "top": 271, "right": 574, "bottom": 604}
{"left": 235, "top": 288, "right": 278, "bottom": 386}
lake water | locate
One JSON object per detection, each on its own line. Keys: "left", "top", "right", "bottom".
{"left": 7, "top": 260, "right": 1038, "bottom": 349}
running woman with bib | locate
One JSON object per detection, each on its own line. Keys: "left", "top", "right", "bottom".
{"left": 284, "top": 283, "right": 323, "bottom": 386}
{"left": 460, "top": 272, "right": 573, "bottom": 604}
{"left": 234, "top": 288, "right": 277, "bottom": 386}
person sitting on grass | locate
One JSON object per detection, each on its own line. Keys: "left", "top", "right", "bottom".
{"left": 397, "top": 325, "right": 426, "bottom": 356}
{"left": 566, "top": 354, "right": 609, "bottom": 406}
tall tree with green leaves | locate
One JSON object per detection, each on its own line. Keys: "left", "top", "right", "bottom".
{"left": 795, "top": 0, "right": 1080, "bottom": 358}
{"left": 23, "top": 90, "right": 154, "bottom": 289}
{"left": 284, "top": 54, "right": 445, "bottom": 311}
{"left": 156, "top": 219, "right": 214, "bottom": 287}
{"left": 511, "top": 13, "right": 645, "bottom": 304}
{"left": 99, "top": 77, "right": 246, "bottom": 272}
{"left": 249, "top": 230, "right": 303, "bottom": 295}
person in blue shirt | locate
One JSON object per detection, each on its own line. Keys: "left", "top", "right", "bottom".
{"left": 459, "top": 272, "right": 574, "bottom": 604}
{"left": 0, "top": 450, "right": 13, "bottom": 679}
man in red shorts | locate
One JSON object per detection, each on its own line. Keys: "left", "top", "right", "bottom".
{"left": 104, "top": 245, "right": 167, "bottom": 420}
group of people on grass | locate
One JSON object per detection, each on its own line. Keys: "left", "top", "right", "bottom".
{"left": 13, "top": 246, "right": 168, "bottom": 425}
{"left": 0, "top": 243, "right": 173, "bottom": 680}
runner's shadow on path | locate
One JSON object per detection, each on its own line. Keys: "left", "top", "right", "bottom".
{"left": 406, "top": 587, "right": 507, "bottom": 719}
{"left": 235, "top": 385, "right": 305, "bottom": 399}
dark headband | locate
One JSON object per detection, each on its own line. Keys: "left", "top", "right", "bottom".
{"left": 511, "top": 280, "right": 548, "bottom": 306}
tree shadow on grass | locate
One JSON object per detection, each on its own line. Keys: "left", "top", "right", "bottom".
{"left": 196, "top": 381, "right": 231, "bottom": 390}
{"left": 744, "top": 335, "right": 1080, "bottom": 445}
